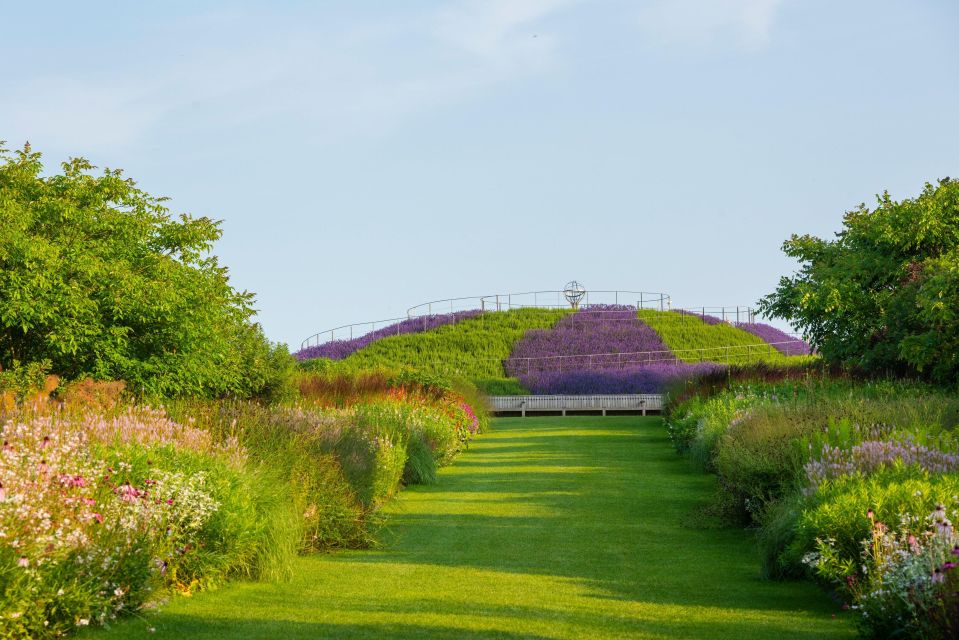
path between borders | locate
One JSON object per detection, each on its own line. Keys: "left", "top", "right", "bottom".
{"left": 93, "top": 417, "right": 854, "bottom": 640}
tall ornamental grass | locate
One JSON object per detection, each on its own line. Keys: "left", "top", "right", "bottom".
{"left": 665, "top": 374, "right": 959, "bottom": 639}
{"left": 1, "top": 371, "right": 487, "bottom": 638}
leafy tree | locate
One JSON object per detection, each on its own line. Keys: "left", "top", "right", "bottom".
{"left": 759, "top": 178, "right": 959, "bottom": 382}
{"left": 0, "top": 142, "right": 294, "bottom": 398}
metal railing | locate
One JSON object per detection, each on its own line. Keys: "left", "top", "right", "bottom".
{"left": 503, "top": 339, "right": 809, "bottom": 375}
{"left": 301, "top": 313, "right": 427, "bottom": 350}
{"left": 641, "top": 307, "right": 758, "bottom": 324}
{"left": 302, "top": 289, "right": 672, "bottom": 350}
{"left": 480, "top": 290, "right": 671, "bottom": 312}
{"left": 488, "top": 394, "right": 664, "bottom": 415}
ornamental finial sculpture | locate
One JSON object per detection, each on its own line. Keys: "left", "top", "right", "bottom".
{"left": 563, "top": 281, "right": 586, "bottom": 309}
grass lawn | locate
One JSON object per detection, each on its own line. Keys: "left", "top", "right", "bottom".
{"left": 88, "top": 417, "right": 853, "bottom": 639}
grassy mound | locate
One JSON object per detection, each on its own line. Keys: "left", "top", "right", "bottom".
{"left": 638, "top": 310, "right": 812, "bottom": 366}
{"left": 307, "top": 309, "right": 570, "bottom": 392}
{"left": 301, "top": 308, "right": 812, "bottom": 394}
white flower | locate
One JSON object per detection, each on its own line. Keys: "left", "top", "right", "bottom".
{"left": 77, "top": 618, "right": 90, "bottom": 626}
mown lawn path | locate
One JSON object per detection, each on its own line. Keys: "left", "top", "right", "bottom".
{"left": 94, "top": 417, "right": 854, "bottom": 639}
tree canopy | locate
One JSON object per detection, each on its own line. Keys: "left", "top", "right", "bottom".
{"left": 0, "top": 143, "right": 292, "bottom": 398}
{"left": 759, "top": 178, "right": 959, "bottom": 383}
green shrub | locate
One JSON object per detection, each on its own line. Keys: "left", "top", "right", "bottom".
{"left": 713, "top": 404, "right": 812, "bottom": 521}
{"left": 760, "top": 177, "right": 959, "bottom": 383}
{"left": 171, "top": 400, "right": 372, "bottom": 550}
{"left": 0, "top": 143, "right": 294, "bottom": 400}
{"left": 785, "top": 469, "right": 959, "bottom": 579}
{"left": 403, "top": 433, "right": 439, "bottom": 485}
{"left": 474, "top": 377, "right": 527, "bottom": 395}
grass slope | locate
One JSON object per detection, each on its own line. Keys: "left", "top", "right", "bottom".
{"left": 90, "top": 416, "right": 851, "bottom": 640}
{"left": 638, "top": 310, "right": 812, "bottom": 365}
{"left": 329, "top": 308, "right": 570, "bottom": 390}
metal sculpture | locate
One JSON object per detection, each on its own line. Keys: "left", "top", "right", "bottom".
{"left": 563, "top": 281, "right": 586, "bottom": 309}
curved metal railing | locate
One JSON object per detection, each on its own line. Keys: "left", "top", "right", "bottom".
{"left": 301, "top": 289, "right": 673, "bottom": 350}
{"left": 477, "top": 290, "right": 671, "bottom": 313}
{"left": 502, "top": 339, "right": 810, "bottom": 375}
{"left": 298, "top": 289, "right": 786, "bottom": 355}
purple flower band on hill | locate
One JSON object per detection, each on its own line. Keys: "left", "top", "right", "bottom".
{"left": 296, "top": 310, "right": 484, "bottom": 361}
{"left": 520, "top": 362, "right": 725, "bottom": 395}
{"left": 735, "top": 322, "right": 811, "bottom": 355}
{"left": 505, "top": 305, "right": 672, "bottom": 376}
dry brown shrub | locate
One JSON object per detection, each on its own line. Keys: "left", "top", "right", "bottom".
{"left": 298, "top": 371, "right": 390, "bottom": 407}
{"left": 60, "top": 379, "right": 127, "bottom": 412}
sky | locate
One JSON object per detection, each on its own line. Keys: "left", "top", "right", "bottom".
{"left": 2, "top": 0, "right": 958, "bottom": 349}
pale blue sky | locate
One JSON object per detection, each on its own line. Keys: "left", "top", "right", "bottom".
{"left": 2, "top": 1, "right": 957, "bottom": 348}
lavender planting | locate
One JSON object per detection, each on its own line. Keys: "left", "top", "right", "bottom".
{"left": 805, "top": 438, "right": 959, "bottom": 488}
{"left": 296, "top": 310, "right": 484, "bottom": 361}
{"left": 736, "top": 322, "right": 811, "bottom": 355}
{"left": 504, "top": 305, "right": 674, "bottom": 376}
{"left": 520, "top": 362, "right": 725, "bottom": 395}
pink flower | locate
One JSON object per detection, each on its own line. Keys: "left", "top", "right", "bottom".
{"left": 91, "top": 513, "right": 104, "bottom": 524}
{"left": 17, "top": 557, "right": 28, "bottom": 568}
{"left": 116, "top": 484, "right": 142, "bottom": 502}
{"left": 0, "top": 482, "right": 5, "bottom": 501}
{"left": 58, "top": 474, "right": 86, "bottom": 488}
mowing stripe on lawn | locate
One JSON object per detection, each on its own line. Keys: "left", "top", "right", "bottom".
{"left": 89, "top": 417, "right": 853, "bottom": 640}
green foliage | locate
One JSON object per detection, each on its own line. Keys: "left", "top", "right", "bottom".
{"left": 759, "top": 178, "right": 959, "bottom": 382}
{"left": 402, "top": 433, "right": 438, "bottom": 485}
{"left": 0, "top": 143, "right": 294, "bottom": 399}
{"left": 639, "top": 310, "right": 811, "bottom": 365}
{"left": 789, "top": 469, "right": 959, "bottom": 580}
{"left": 88, "top": 416, "right": 851, "bottom": 640}
{"left": 474, "top": 377, "right": 528, "bottom": 395}
{"left": 323, "top": 308, "right": 569, "bottom": 380}
{"left": 168, "top": 400, "right": 373, "bottom": 552}
{"left": 666, "top": 373, "right": 959, "bottom": 610}
{"left": 0, "top": 359, "right": 52, "bottom": 400}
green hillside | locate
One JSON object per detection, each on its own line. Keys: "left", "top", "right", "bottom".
{"left": 316, "top": 308, "right": 570, "bottom": 390}
{"left": 305, "top": 308, "right": 812, "bottom": 394}
{"left": 637, "top": 310, "right": 811, "bottom": 365}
